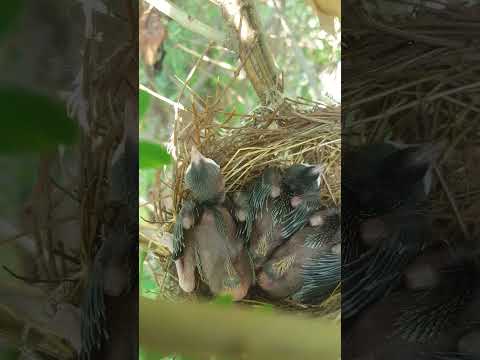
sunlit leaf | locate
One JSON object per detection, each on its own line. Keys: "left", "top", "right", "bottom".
{"left": 211, "top": 294, "right": 234, "bottom": 306}
{"left": 139, "top": 89, "right": 151, "bottom": 122}
{"left": 139, "top": 139, "right": 172, "bottom": 169}
{"left": 0, "top": 87, "right": 77, "bottom": 153}
{"left": 140, "top": 348, "right": 171, "bottom": 360}
{"left": 0, "top": 347, "right": 19, "bottom": 360}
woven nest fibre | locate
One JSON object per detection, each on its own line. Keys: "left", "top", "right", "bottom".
{"left": 151, "top": 96, "right": 341, "bottom": 315}
{"left": 343, "top": 0, "right": 480, "bottom": 243}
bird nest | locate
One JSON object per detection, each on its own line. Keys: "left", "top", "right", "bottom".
{"left": 143, "top": 96, "right": 341, "bottom": 317}
{"left": 343, "top": 1, "right": 480, "bottom": 243}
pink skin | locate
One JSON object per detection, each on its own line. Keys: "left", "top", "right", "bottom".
{"left": 309, "top": 213, "right": 324, "bottom": 227}
{"left": 360, "top": 218, "right": 388, "bottom": 247}
{"left": 159, "top": 233, "right": 196, "bottom": 293}
{"left": 257, "top": 272, "right": 274, "bottom": 290}
{"left": 331, "top": 243, "right": 341, "bottom": 255}
{"left": 404, "top": 263, "right": 439, "bottom": 290}
{"left": 236, "top": 210, "right": 246, "bottom": 222}
{"left": 182, "top": 216, "right": 193, "bottom": 230}
{"left": 222, "top": 265, "right": 251, "bottom": 301}
{"left": 309, "top": 209, "right": 337, "bottom": 227}
{"left": 175, "top": 254, "right": 196, "bottom": 293}
{"left": 197, "top": 208, "right": 253, "bottom": 301}
{"left": 403, "top": 245, "right": 460, "bottom": 291}
{"left": 271, "top": 185, "right": 281, "bottom": 198}
{"left": 290, "top": 196, "right": 302, "bottom": 208}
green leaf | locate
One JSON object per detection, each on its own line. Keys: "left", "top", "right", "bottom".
{"left": 0, "top": 347, "right": 19, "bottom": 360}
{"left": 0, "top": 87, "right": 78, "bottom": 154}
{"left": 0, "top": 1, "right": 24, "bottom": 40}
{"left": 139, "top": 139, "right": 172, "bottom": 169}
{"left": 142, "top": 276, "right": 158, "bottom": 294}
{"left": 139, "top": 89, "right": 151, "bottom": 123}
{"left": 211, "top": 294, "right": 234, "bottom": 306}
{"left": 140, "top": 347, "right": 171, "bottom": 360}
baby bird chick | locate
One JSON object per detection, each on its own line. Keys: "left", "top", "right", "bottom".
{"left": 238, "top": 167, "right": 287, "bottom": 270}
{"left": 184, "top": 145, "right": 226, "bottom": 205}
{"left": 240, "top": 164, "right": 324, "bottom": 270}
{"left": 257, "top": 208, "right": 341, "bottom": 304}
{"left": 341, "top": 141, "right": 442, "bottom": 321}
{"left": 343, "top": 241, "right": 480, "bottom": 360}
{"left": 170, "top": 146, "right": 253, "bottom": 300}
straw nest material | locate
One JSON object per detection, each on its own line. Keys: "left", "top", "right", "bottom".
{"left": 343, "top": 1, "right": 480, "bottom": 243}
{"left": 148, "top": 97, "right": 341, "bottom": 316}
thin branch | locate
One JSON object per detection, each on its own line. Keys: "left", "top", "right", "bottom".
{"left": 434, "top": 165, "right": 471, "bottom": 241}
{"left": 177, "top": 42, "right": 214, "bottom": 104}
{"left": 272, "top": 1, "right": 320, "bottom": 99}
{"left": 218, "top": 0, "right": 282, "bottom": 104}
{"left": 0, "top": 216, "right": 77, "bottom": 248}
{"left": 49, "top": 176, "right": 80, "bottom": 203}
{"left": 139, "top": 83, "right": 187, "bottom": 111}
{"left": 175, "top": 43, "right": 236, "bottom": 72}
{"left": 144, "top": 0, "right": 224, "bottom": 43}
{"left": 2, "top": 266, "right": 78, "bottom": 284}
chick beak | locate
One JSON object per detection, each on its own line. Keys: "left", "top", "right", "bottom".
{"left": 190, "top": 144, "right": 204, "bottom": 165}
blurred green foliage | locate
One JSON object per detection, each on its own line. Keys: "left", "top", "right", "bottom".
{"left": 0, "top": 348, "right": 19, "bottom": 360}
{"left": 140, "top": 139, "right": 172, "bottom": 169}
{"left": 0, "top": 87, "right": 77, "bottom": 154}
{"left": 0, "top": 1, "right": 24, "bottom": 40}
{"left": 140, "top": 89, "right": 152, "bottom": 124}
{"left": 140, "top": 348, "right": 194, "bottom": 360}
{"left": 211, "top": 294, "right": 234, "bottom": 306}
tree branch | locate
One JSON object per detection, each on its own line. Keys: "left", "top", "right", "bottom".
{"left": 308, "top": 0, "right": 340, "bottom": 18}
{"left": 218, "top": 0, "right": 282, "bottom": 104}
{"left": 140, "top": 297, "right": 340, "bottom": 360}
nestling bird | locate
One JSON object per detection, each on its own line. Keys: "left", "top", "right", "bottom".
{"left": 341, "top": 141, "right": 442, "bottom": 321}
{"left": 239, "top": 164, "right": 323, "bottom": 270}
{"left": 281, "top": 190, "right": 323, "bottom": 239}
{"left": 81, "top": 119, "right": 139, "bottom": 360}
{"left": 342, "top": 242, "right": 480, "bottom": 360}
{"left": 228, "top": 191, "right": 249, "bottom": 223}
{"left": 282, "top": 163, "right": 323, "bottom": 196}
{"left": 237, "top": 167, "right": 287, "bottom": 270}
{"left": 257, "top": 207, "right": 341, "bottom": 304}
{"left": 169, "top": 146, "right": 253, "bottom": 300}
{"left": 184, "top": 145, "right": 225, "bottom": 205}
{"left": 280, "top": 163, "right": 323, "bottom": 239}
